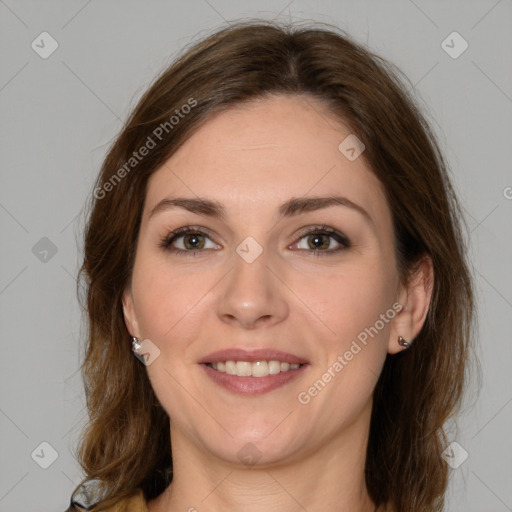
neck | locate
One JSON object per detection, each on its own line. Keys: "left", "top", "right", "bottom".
{"left": 149, "top": 402, "right": 376, "bottom": 512}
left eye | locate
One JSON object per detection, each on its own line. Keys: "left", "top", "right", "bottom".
{"left": 290, "top": 228, "right": 351, "bottom": 253}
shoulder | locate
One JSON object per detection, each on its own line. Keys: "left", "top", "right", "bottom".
{"left": 104, "top": 489, "right": 148, "bottom": 512}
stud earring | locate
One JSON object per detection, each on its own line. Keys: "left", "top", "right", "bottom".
{"left": 398, "top": 335, "right": 410, "bottom": 349}
{"left": 131, "top": 336, "right": 141, "bottom": 353}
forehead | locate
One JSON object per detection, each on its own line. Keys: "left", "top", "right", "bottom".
{"left": 144, "top": 95, "right": 389, "bottom": 227}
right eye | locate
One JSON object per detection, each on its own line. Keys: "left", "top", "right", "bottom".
{"left": 160, "top": 226, "right": 221, "bottom": 255}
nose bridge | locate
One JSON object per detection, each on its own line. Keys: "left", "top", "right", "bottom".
{"left": 216, "top": 239, "right": 288, "bottom": 328}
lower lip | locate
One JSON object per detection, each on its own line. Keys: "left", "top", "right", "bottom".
{"left": 201, "top": 364, "right": 308, "bottom": 395}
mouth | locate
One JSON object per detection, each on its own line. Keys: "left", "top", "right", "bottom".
{"left": 205, "top": 360, "right": 304, "bottom": 377}
{"left": 198, "top": 348, "right": 309, "bottom": 395}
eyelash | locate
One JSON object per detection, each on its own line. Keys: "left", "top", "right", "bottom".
{"left": 159, "top": 225, "right": 351, "bottom": 257}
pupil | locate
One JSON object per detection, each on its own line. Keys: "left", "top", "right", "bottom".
{"left": 310, "top": 235, "right": 327, "bottom": 249}
{"left": 185, "top": 234, "right": 202, "bottom": 249}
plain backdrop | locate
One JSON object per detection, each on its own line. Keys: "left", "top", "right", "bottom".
{"left": 1, "top": 1, "right": 511, "bottom": 511}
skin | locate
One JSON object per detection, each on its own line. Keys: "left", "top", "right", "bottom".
{"left": 122, "top": 94, "right": 433, "bottom": 512}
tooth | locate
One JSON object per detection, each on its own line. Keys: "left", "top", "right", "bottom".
{"left": 252, "top": 361, "right": 269, "bottom": 377}
{"left": 225, "top": 360, "right": 237, "bottom": 375}
{"left": 268, "top": 360, "right": 281, "bottom": 375}
{"left": 236, "top": 361, "right": 252, "bottom": 376}
{"left": 211, "top": 360, "right": 302, "bottom": 376}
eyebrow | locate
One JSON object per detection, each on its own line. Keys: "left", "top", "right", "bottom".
{"left": 149, "top": 195, "right": 375, "bottom": 228}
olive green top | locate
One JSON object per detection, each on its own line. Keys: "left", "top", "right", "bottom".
{"left": 70, "top": 489, "right": 148, "bottom": 512}
{"left": 71, "top": 489, "right": 392, "bottom": 511}
{"left": 105, "top": 489, "right": 148, "bottom": 511}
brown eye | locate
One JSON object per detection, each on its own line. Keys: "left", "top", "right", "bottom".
{"left": 291, "top": 226, "right": 351, "bottom": 255}
{"left": 182, "top": 233, "right": 206, "bottom": 250}
{"left": 160, "top": 226, "right": 220, "bottom": 254}
{"left": 306, "top": 233, "right": 331, "bottom": 250}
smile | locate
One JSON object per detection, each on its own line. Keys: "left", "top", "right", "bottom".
{"left": 201, "top": 362, "right": 308, "bottom": 395}
{"left": 207, "top": 360, "right": 303, "bottom": 377}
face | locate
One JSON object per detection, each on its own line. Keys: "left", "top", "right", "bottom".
{"left": 123, "top": 94, "right": 408, "bottom": 467}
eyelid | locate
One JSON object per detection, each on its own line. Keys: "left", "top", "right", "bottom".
{"left": 171, "top": 225, "right": 216, "bottom": 238}
{"left": 160, "top": 225, "right": 219, "bottom": 250}
{"left": 292, "top": 225, "right": 350, "bottom": 245}
{"left": 289, "top": 225, "right": 351, "bottom": 253}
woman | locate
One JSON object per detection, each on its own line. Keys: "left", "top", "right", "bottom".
{"left": 67, "top": 20, "right": 475, "bottom": 512}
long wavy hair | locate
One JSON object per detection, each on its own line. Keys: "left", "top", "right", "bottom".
{"left": 69, "top": 20, "right": 476, "bottom": 512}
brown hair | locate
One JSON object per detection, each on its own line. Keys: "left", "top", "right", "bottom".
{"left": 70, "top": 20, "right": 476, "bottom": 512}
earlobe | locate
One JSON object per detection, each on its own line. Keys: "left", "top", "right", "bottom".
{"left": 397, "top": 335, "right": 411, "bottom": 349}
{"left": 122, "top": 285, "right": 140, "bottom": 338}
{"left": 387, "top": 255, "right": 434, "bottom": 354}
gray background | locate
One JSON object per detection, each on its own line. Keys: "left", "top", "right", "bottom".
{"left": 1, "top": 1, "right": 511, "bottom": 511}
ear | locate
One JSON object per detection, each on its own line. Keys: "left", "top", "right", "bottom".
{"left": 122, "top": 283, "right": 141, "bottom": 338}
{"left": 387, "top": 255, "right": 434, "bottom": 354}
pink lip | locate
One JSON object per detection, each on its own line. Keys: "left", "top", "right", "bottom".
{"left": 198, "top": 348, "right": 308, "bottom": 365}
{"left": 200, "top": 363, "right": 308, "bottom": 395}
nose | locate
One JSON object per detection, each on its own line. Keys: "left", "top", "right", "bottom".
{"left": 216, "top": 248, "right": 289, "bottom": 330}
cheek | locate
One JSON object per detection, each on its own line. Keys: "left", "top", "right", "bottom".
{"left": 294, "top": 267, "right": 394, "bottom": 422}
{"left": 130, "top": 261, "right": 208, "bottom": 416}
{"left": 290, "top": 257, "right": 396, "bottom": 348}
{"left": 131, "top": 256, "right": 209, "bottom": 343}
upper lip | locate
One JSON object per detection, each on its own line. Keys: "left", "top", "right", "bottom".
{"left": 198, "top": 348, "right": 308, "bottom": 365}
